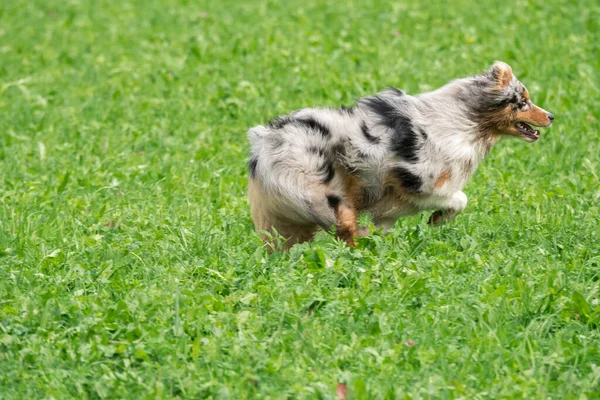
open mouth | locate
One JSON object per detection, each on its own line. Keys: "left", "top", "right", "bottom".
{"left": 515, "top": 122, "right": 540, "bottom": 141}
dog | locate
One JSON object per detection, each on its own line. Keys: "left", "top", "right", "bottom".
{"left": 247, "top": 62, "right": 554, "bottom": 250}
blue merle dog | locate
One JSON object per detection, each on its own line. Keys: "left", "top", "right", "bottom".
{"left": 247, "top": 62, "right": 554, "bottom": 249}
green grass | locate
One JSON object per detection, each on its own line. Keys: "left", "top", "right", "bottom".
{"left": 1, "top": 0, "right": 599, "bottom": 398}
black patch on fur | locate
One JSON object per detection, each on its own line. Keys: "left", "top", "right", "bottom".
{"left": 321, "top": 162, "right": 335, "bottom": 183}
{"left": 327, "top": 195, "right": 341, "bottom": 208}
{"left": 248, "top": 157, "right": 258, "bottom": 178}
{"left": 419, "top": 128, "right": 428, "bottom": 140}
{"left": 296, "top": 117, "right": 330, "bottom": 137}
{"left": 332, "top": 142, "right": 345, "bottom": 154}
{"left": 364, "top": 95, "right": 419, "bottom": 162}
{"left": 492, "top": 97, "right": 513, "bottom": 109}
{"left": 268, "top": 116, "right": 293, "bottom": 129}
{"left": 392, "top": 167, "right": 422, "bottom": 193}
{"left": 361, "top": 122, "right": 380, "bottom": 144}
{"left": 363, "top": 96, "right": 398, "bottom": 127}
{"left": 330, "top": 142, "right": 347, "bottom": 159}
{"left": 389, "top": 115, "right": 419, "bottom": 163}
{"left": 268, "top": 116, "right": 330, "bottom": 137}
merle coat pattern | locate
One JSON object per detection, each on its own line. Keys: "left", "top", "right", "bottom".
{"left": 247, "top": 62, "right": 554, "bottom": 249}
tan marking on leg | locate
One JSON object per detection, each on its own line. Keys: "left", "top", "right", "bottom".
{"left": 434, "top": 169, "right": 451, "bottom": 189}
{"left": 333, "top": 202, "right": 357, "bottom": 246}
{"left": 342, "top": 172, "right": 364, "bottom": 210}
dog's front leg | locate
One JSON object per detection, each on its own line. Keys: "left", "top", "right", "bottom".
{"left": 427, "top": 191, "right": 468, "bottom": 225}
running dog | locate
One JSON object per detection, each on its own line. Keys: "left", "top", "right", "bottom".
{"left": 247, "top": 62, "right": 554, "bottom": 249}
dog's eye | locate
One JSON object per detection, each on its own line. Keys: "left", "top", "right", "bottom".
{"left": 518, "top": 100, "right": 528, "bottom": 109}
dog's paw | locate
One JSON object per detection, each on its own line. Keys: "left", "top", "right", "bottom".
{"left": 428, "top": 209, "right": 460, "bottom": 225}
{"left": 428, "top": 210, "right": 445, "bottom": 226}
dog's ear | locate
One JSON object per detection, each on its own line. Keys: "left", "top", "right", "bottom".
{"left": 487, "top": 61, "right": 513, "bottom": 88}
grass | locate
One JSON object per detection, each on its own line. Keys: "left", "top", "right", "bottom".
{"left": 1, "top": 0, "right": 599, "bottom": 398}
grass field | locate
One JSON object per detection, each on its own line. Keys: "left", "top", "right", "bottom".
{"left": 1, "top": 0, "right": 600, "bottom": 398}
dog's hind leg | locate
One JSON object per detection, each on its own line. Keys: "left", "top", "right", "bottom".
{"left": 249, "top": 177, "right": 318, "bottom": 250}
{"left": 272, "top": 221, "right": 318, "bottom": 250}
{"left": 250, "top": 170, "right": 359, "bottom": 249}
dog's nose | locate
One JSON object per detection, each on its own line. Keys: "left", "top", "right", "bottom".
{"left": 548, "top": 113, "right": 555, "bottom": 122}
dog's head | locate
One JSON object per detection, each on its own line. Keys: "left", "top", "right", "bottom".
{"left": 472, "top": 61, "right": 554, "bottom": 142}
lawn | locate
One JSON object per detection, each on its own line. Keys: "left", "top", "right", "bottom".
{"left": 1, "top": 0, "right": 599, "bottom": 398}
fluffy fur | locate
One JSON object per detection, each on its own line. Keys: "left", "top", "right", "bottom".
{"left": 247, "top": 62, "right": 554, "bottom": 249}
